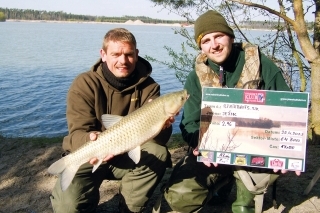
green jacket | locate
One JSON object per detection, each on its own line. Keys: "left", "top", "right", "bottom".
{"left": 180, "top": 44, "right": 291, "bottom": 148}
{"left": 62, "top": 56, "right": 171, "bottom": 152}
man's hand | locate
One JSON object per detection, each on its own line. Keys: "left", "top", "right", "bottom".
{"left": 162, "top": 116, "right": 176, "bottom": 129}
{"left": 192, "top": 146, "right": 218, "bottom": 167}
{"left": 273, "top": 169, "right": 301, "bottom": 176}
{"left": 148, "top": 98, "right": 178, "bottom": 129}
{"left": 88, "top": 132, "right": 114, "bottom": 165}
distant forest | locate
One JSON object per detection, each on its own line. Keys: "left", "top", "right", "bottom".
{"left": 0, "top": 7, "right": 314, "bottom": 30}
{"left": 0, "top": 7, "right": 185, "bottom": 24}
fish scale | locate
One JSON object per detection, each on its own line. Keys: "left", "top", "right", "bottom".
{"left": 48, "top": 89, "right": 188, "bottom": 191}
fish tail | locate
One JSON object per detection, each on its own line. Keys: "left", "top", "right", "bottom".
{"left": 48, "top": 157, "right": 80, "bottom": 191}
{"left": 48, "top": 158, "right": 66, "bottom": 174}
{"left": 60, "top": 164, "right": 80, "bottom": 191}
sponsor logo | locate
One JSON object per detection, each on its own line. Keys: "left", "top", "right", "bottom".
{"left": 198, "top": 150, "right": 214, "bottom": 163}
{"left": 216, "top": 152, "right": 231, "bottom": 164}
{"left": 250, "top": 156, "right": 265, "bottom": 166}
{"left": 234, "top": 154, "right": 247, "bottom": 166}
{"left": 243, "top": 90, "right": 266, "bottom": 104}
{"left": 268, "top": 157, "right": 286, "bottom": 169}
{"left": 288, "top": 159, "right": 303, "bottom": 171}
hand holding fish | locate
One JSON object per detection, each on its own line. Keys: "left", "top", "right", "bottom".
{"left": 89, "top": 132, "right": 114, "bottom": 165}
{"left": 163, "top": 116, "right": 175, "bottom": 129}
{"left": 148, "top": 98, "right": 179, "bottom": 130}
{"left": 48, "top": 90, "right": 189, "bottom": 191}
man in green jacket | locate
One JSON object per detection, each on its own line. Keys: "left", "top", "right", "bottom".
{"left": 50, "top": 28, "right": 173, "bottom": 213}
{"left": 162, "top": 10, "right": 300, "bottom": 213}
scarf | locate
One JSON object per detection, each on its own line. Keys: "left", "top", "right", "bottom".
{"left": 102, "top": 62, "right": 139, "bottom": 91}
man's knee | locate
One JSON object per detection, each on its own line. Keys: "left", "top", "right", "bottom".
{"left": 50, "top": 190, "right": 82, "bottom": 213}
{"left": 162, "top": 156, "right": 208, "bottom": 212}
{"left": 50, "top": 181, "right": 78, "bottom": 213}
{"left": 141, "top": 141, "right": 169, "bottom": 162}
{"left": 50, "top": 175, "right": 99, "bottom": 213}
{"left": 164, "top": 178, "right": 208, "bottom": 212}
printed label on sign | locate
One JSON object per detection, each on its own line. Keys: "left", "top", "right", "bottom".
{"left": 216, "top": 152, "right": 231, "bottom": 164}
{"left": 268, "top": 157, "right": 286, "bottom": 169}
{"left": 243, "top": 91, "right": 266, "bottom": 104}
{"left": 250, "top": 156, "right": 266, "bottom": 166}
{"left": 287, "top": 159, "right": 303, "bottom": 171}
{"left": 220, "top": 121, "right": 235, "bottom": 128}
{"left": 279, "top": 144, "right": 302, "bottom": 151}
{"left": 234, "top": 154, "right": 247, "bottom": 166}
{"left": 198, "top": 151, "right": 214, "bottom": 163}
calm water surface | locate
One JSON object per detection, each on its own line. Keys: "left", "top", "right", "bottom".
{"left": 0, "top": 22, "right": 188, "bottom": 137}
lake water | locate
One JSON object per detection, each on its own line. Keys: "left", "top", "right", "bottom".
{"left": 0, "top": 22, "right": 304, "bottom": 138}
{"left": 0, "top": 21, "right": 190, "bottom": 137}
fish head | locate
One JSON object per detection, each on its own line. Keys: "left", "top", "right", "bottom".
{"left": 163, "top": 89, "right": 189, "bottom": 117}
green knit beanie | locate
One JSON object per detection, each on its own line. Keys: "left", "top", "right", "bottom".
{"left": 194, "top": 10, "right": 235, "bottom": 47}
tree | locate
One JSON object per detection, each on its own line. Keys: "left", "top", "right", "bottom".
{"left": 148, "top": 0, "right": 320, "bottom": 144}
{"left": 0, "top": 11, "right": 6, "bottom": 22}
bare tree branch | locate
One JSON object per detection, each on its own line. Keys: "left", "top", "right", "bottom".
{"left": 227, "top": 0, "right": 295, "bottom": 25}
{"left": 225, "top": 1, "right": 250, "bottom": 42}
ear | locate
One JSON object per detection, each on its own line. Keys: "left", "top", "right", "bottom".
{"left": 100, "top": 49, "right": 106, "bottom": 62}
{"left": 135, "top": 49, "right": 139, "bottom": 59}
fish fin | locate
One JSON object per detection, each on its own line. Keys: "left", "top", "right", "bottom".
{"left": 92, "top": 159, "right": 103, "bottom": 173}
{"left": 128, "top": 146, "right": 141, "bottom": 164}
{"left": 60, "top": 164, "right": 79, "bottom": 191}
{"left": 48, "top": 158, "right": 66, "bottom": 175}
{"left": 101, "top": 114, "right": 123, "bottom": 129}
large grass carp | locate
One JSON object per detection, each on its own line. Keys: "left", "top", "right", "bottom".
{"left": 48, "top": 89, "right": 188, "bottom": 191}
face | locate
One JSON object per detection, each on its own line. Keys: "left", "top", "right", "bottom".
{"left": 200, "top": 32, "right": 234, "bottom": 65}
{"left": 100, "top": 41, "right": 139, "bottom": 78}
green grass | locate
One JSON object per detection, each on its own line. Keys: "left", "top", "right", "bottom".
{"left": 0, "top": 133, "right": 186, "bottom": 149}
{"left": 0, "top": 134, "right": 64, "bottom": 148}
{"left": 167, "top": 133, "right": 186, "bottom": 150}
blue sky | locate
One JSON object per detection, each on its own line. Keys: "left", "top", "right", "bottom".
{"left": 0, "top": 0, "right": 315, "bottom": 21}
{"left": 0, "top": 0, "right": 185, "bottom": 20}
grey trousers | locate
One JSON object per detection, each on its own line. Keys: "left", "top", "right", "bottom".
{"left": 50, "top": 141, "right": 169, "bottom": 213}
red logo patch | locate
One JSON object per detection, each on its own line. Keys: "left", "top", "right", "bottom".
{"left": 269, "top": 158, "right": 284, "bottom": 167}
{"left": 243, "top": 90, "right": 266, "bottom": 105}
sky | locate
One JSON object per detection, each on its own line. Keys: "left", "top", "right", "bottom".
{"left": 0, "top": 0, "right": 186, "bottom": 20}
{"left": 0, "top": 0, "right": 315, "bottom": 21}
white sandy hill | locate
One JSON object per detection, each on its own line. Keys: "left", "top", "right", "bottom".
{"left": 124, "top": 19, "right": 144, "bottom": 25}
{"left": 133, "top": 19, "right": 144, "bottom": 24}
{"left": 124, "top": 20, "right": 134, "bottom": 24}
{"left": 125, "top": 20, "right": 144, "bottom": 25}
{"left": 124, "top": 19, "right": 186, "bottom": 27}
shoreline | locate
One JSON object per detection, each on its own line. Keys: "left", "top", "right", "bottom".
{"left": 5, "top": 19, "right": 191, "bottom": 27}
{"left": 4, "top": 19, "right": 283, "bottom": 31}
